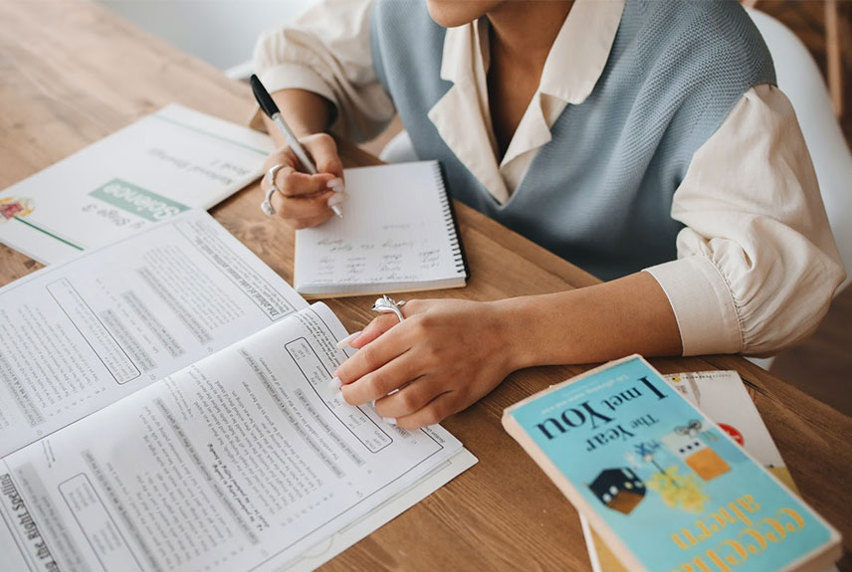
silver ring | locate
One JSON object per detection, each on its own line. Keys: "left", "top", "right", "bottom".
{"left": 261, "top": 187, "right": 277, "bottom": 216}
{"left": 266, "top": 163, "right": 286, "bottom": 187}
{"left": 372, "top": 295, "right": 406, "bottom": 323}
{"left": 261, "top": 163, "right": 286, "bottom": 216}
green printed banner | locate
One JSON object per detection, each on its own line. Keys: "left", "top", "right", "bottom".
{"left": 90, "top": 178, "right": 189, "bottom": 222}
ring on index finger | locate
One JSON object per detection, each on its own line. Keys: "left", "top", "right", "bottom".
{"left": 372, "top": 295, "right": 406, "bottom": 323}
{"left": 261, "top": 163, "right": 286, "bottom": 216}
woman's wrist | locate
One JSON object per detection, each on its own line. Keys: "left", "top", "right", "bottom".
{"left": 488, "top": 297, "right": 544, "bottom": 372}
{"left": 490, "top": 274, "right": 683, "bottom": 373}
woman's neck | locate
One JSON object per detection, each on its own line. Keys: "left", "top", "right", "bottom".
{"left": 486, "top": 1, "right": 573, "bottom": 69}
{"left": 485, "top": 1, "right": 573, "bottom": 158}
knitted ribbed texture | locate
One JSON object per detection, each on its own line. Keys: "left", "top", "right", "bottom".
{"left": 370, "top": 1, "right": 775, "bottom": 280}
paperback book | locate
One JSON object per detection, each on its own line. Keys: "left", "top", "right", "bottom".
{"left": 503, "top": 356, "right": 841, "bottom": 571}
{"left": 580, "top": 370, "right": 812, "bottom": 572}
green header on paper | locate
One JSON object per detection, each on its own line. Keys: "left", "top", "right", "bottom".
{"left": 90, "top": 178, "right": 189, "bottom": 222}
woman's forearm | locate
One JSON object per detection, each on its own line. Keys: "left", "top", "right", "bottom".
{"left": 495, "top": 271, "right": 682, "bottom": 369}
{"left": 263, "top": 89, "right": 335, "bottom": 145}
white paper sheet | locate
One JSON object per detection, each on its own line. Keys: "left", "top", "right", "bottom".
{"left": 0, "top": 210, "right": 306, "bottom": 458}
{"left": 0, "top": 303, "right": 468, "bottom": 572}
{"left": 0, "top": 105, "right": 273, "bottom": 264}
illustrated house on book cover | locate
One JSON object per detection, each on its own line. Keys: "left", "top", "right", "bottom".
{"left": 589, "top": 468, "right": 646, "bottom": 515}
{"left": 660, "top": 426, "right": 730, "bottom": 481}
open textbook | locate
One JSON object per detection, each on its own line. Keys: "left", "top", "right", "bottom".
{"left": 0, "top": 210, "right": 475, "bottom": 571}
{"left": 0, "top": 105, "right": 273, "bottom": 264}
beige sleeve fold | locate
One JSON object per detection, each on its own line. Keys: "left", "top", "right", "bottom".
{"left": 253, "top": 0, "right": 395, "bottom": 142}
{"left": 645, "top": 84, "right": 845, "bottom": 356}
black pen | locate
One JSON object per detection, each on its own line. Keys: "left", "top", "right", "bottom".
{"left": 250, "top": 74, "right": 343, "bottom": 218}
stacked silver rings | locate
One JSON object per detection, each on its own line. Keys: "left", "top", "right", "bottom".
{"left": 261, "top": 163, "right": 286, "bottom": 216}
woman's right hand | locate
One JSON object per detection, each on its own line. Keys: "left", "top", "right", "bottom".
{"left": 261, "top": 133, "right": 347, "bottom": 229}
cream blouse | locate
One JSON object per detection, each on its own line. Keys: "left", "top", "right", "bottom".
{"left": 254, "top": 0, "right": 845, "bottom": 356}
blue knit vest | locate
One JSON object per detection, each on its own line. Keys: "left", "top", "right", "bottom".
{"left": 370, "top": 1, "right": 775, "bottom": 280}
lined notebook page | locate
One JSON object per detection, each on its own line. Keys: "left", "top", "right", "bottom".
{"left": 295, "top": 161, "right": 467, "bottom": 296}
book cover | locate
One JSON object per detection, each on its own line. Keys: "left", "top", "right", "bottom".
{"left": 503, "top": 356, "right": 842, "bottom": 571}
{"left": 580, "top": 370, "right": 810, "bottom": 572}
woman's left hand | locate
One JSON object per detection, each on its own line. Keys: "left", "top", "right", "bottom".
{"left": 333, "top": 299, "right": 515, "bottom": 429}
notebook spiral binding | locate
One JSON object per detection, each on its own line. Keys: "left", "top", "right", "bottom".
{"left": 433, "top": 162, "right": 470, "bottom": 279}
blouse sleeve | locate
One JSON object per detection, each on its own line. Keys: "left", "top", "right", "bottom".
{"left": 253, "top": 0, "right": 395, "bottom": 142}
{"left": 644, "top": 84, "right": 845, "bottom": 356}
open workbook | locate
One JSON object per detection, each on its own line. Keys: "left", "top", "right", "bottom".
{"left": 0, "top": 210, "right": 475, "bottom": 571}
{"left": 0, "top": 105, "right": 273, "bottom": 265}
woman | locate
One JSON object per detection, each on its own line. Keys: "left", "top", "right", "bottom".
{"left": 253, "top": 0, "right": 844, "bottom": 428}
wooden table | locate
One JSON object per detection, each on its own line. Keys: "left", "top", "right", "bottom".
{"left": 1, "top": 2, "right": 849, "bottom": 570}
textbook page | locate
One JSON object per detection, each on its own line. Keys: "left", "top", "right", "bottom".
{"left": 0, "top": 210, "right": 306, "bottom": 457}
{"left": 0, "top": 303, "right": 468, "bottom": 572}
{"left": 0, "top": 104, "right": 273, "bottom": 264}
{"left": 289, "top": 447, "right": 478, "bottom": 572}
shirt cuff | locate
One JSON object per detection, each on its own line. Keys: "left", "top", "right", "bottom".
{"left": 256, "top": 62, "right": 343, "bottom": 136}
{"left": 257, "top": 62, "right": 340, "bottom": 110}
{"left": 644, "top": 256, "right": 743, "bottom": 356}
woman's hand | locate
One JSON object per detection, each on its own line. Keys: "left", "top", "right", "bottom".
{"left": 333, "top": 299, "right": 517, "bottom": 429}
{"left": 261, "top": 133, "right": 346, "bottom": 229}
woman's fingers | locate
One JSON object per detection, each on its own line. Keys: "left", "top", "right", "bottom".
{"left": 335, "top": 324, "right": 414, "bottom": 392}
{"left": 336, "top": 300, "right": 428, "bottom": 389}
{"left": 302, "top": 134, "right": 345, "bottom": 183}
{"left": 334, "top": 299, "right": 510, "bottom": 429}
{"left": 273, "top": 166, "right": 337, "bottom": 197}
{"left": 348, "top": 314, "right": 405, "bottom": 349}
{"left": 260, "top": 133, "right": 347, "bottom": 229}
{"left": 340, "top": 352, "right": 422, "bottom": 405}
{"left": 349, "top": 299, "right": 427, "bottom": 349}
{"left": 373, "top": 375, "right": 437, "bottom": 419}
{"left": 393, "top": 392, "right": 457, "bottom": 430}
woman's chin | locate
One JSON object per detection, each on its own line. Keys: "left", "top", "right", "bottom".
{"left": 426, "top": 0, "right": 501, "bottom": 28}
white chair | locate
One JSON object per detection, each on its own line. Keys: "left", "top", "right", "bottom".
{"left": 379, "top": 129, "right": 417, "bottom": 163}
{"left": 745, "top": 9, "right": 852, "bottom": 369}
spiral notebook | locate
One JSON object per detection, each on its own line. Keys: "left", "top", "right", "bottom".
{"left": 294, "top": 161, "right": 469, "bottom": 297}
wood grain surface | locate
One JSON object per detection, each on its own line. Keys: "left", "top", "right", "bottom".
{"left": 1, "top": 2, "right": 849, "bottom": 569}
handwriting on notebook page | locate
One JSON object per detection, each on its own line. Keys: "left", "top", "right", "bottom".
{"left": 294, "top": 161, "right": 468, "bottom": 295}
